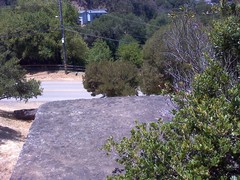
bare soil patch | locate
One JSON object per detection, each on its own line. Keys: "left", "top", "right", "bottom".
{"left": 0, "top": 70, "right": 80, "bottom": 179}
{"left": 26, "top": 70, "right": 84, "bottom": 81}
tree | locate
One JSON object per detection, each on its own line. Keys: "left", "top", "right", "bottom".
{"left": 193, "top": 0, "right": 217, "bottom": 25}
{"left": 82, "top": 0, "right": 158, "bottom": 20}
{"left": 86, "top": 39, "right": 112, "bottom": 63}
{"left": 84, "top": 13, "right": 146, "bottom": 55}
{"left": 118, "top": 34, "right": 137, "bottom": 45}
{"left": 156, "top": 0, "right": 191, "bottom": 10}
{"left": 0, "top": 56, "right": 42, "bottom": 101}
{"left": 66, "top": 33, "right": 89, "bottom": 66}
{"left": 141, "top": 26, "right": 172, "bottom": 95}
{"left": 0, "top": 0, "right": 82, "bottom": 65}
{"left": 116, "top": 41, "right": 143, "bottom": 68}
{"left": 104, "top": 61, "right": 240, "bottom": 179}
{"left": 83, "top": 61, "right": 139, "bottom": 97}
{"left": 145, "top": 13, "right": 170, "bottom": 39}
{"left": 164, "top": 11, "right": 212, "bottom": 90}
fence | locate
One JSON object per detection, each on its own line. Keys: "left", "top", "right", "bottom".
{"left": 22, "top": 64, "right": 85, "bottom": 72}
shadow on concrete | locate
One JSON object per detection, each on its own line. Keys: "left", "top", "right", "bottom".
{"left": 0, "top": 126, "right": 23, "bottom": 145}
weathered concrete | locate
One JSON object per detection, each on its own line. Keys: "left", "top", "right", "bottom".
{"left": 11, "top": 96, "right": 175, "bottom": 180}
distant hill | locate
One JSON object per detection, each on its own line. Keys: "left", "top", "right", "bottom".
{"left": 0, "top": 0, "right": 162, "bottom": 20}
{"left": 0, "top": 0, "right": 206, "bottom": 20}
{"left": 70, "top": 0, "right": 161, "bottom": 20}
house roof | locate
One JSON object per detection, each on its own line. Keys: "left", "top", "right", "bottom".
{"left": 80, "top": 9, "right": 107, "bottom": 14}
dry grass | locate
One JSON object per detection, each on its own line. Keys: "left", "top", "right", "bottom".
{"left": 0, "top": 102, "right": 44, "bottom": 180}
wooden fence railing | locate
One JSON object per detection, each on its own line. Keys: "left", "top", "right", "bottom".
{"left": 22, "top": 64, "right": 85, "bottom": 72}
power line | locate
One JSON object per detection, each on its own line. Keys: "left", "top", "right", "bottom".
{"left": 106, "top": 14, "right": 161, "bottom": 29}
{"left": 64, "top": 28, "right": 120, "bottom": 42}
{"left": 65, "top": 25, "right": 147, "bottom": 41}
{"left": 0, "top": 28, "right": 58, "bottom": 39}
{"left": 0, "top": 26, "right": 121, "bottom": 43}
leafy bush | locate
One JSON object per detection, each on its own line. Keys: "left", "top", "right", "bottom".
{"left": 83, "top": 61, "right": 139, "bottom": 97}
{"left": 103, "top": 62, "right": 240, "bottom": 179}
{"left": 210, "top": 16, "right": 240, "bottom": 81}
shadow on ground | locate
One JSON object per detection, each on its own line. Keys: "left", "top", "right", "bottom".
{"left": 0, "top": 126, "right": 23, "bottom": 145}
{"left": 0, "top": 109, "right": 24, "bottom": 145}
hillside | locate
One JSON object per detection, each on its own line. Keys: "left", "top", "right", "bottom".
{"left": 0, "top": 0, "right": 189, "bottom": 17}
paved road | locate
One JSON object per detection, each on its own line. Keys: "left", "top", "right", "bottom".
{"left": 3, "top": 81, "right": 102, "bottom": 102}
{"left": 37, "top": 81, "right": 102, "bottom": 101}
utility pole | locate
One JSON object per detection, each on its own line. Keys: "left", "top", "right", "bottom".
{"left": 58, "top": 0, "right": 67, "bottom": 74}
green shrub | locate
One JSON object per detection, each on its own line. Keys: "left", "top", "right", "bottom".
{"left": 210, "top": 16, "right": 240, "bottom": 81}
{"left": 83, "top": 61, "right": 139, "bottom": 97}
{"left": 103, "top": 62, "right": 240, "bottom": 179}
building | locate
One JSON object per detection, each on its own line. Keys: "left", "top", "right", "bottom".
{"left": 79, "top": 9, "right": 107, "bottom": 25}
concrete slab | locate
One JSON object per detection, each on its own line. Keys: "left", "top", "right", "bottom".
{"left": 11, "top": 96, "right": 175, "bottom": 179}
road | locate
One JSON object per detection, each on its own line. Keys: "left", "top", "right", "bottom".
{"left": 36, "top": 81, "right": 102, "bottom": 101}
{"left": 3, "top": 81, "right": 102, "bottom": 102}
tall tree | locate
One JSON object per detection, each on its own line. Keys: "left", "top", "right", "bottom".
{"left": 0, "top": 0, "right": 85, "bottom": 65}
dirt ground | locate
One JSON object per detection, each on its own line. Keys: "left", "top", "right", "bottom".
{"left": 26, "top": 71, "right": 84, "bottom": 81}
{"left": 0, "top": 71, "right": 82, "bottom": 180}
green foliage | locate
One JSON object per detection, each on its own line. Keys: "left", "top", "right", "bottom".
{"left": 104, "top": 62, "right": 240, "bottom": 179}
{"left": 85, "top": 13, "right": 146, "bottom": 54}
{"left": 141, "top": 26, "right": 172, "bottom": 95}
{"left": 156, "top": 0, "right": 191, "bottom": 10}
{"left": 83, "top": 61, "right": 139, "bottom": 97}
{"left": 145, "top": 14, "right": 170, "bottom": 39}
{"left": 0, "top": 0, "right": 83, "bottom": 65}
{"left": 0, "top": 56, "right": 42, "bottom": 101}
{"left": 86, "top": 39, "right": 112, "bottom": 63}
{"left": 193, "top": 0, "right": 220, "bottom": 25}
{"left": 116, "top": 42, "right": 143, "bottom": 68}
{"left": 84, "top": 0, "right": 158, "bottom": 20}
{"left": 118, "top": 34, "right": 137, "bottom": 46}
{"left": 66, "top": 33, "right": 89, "bottom": 65}
{"left": 210, "top": 16, "right": 240, "bottom": 81}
